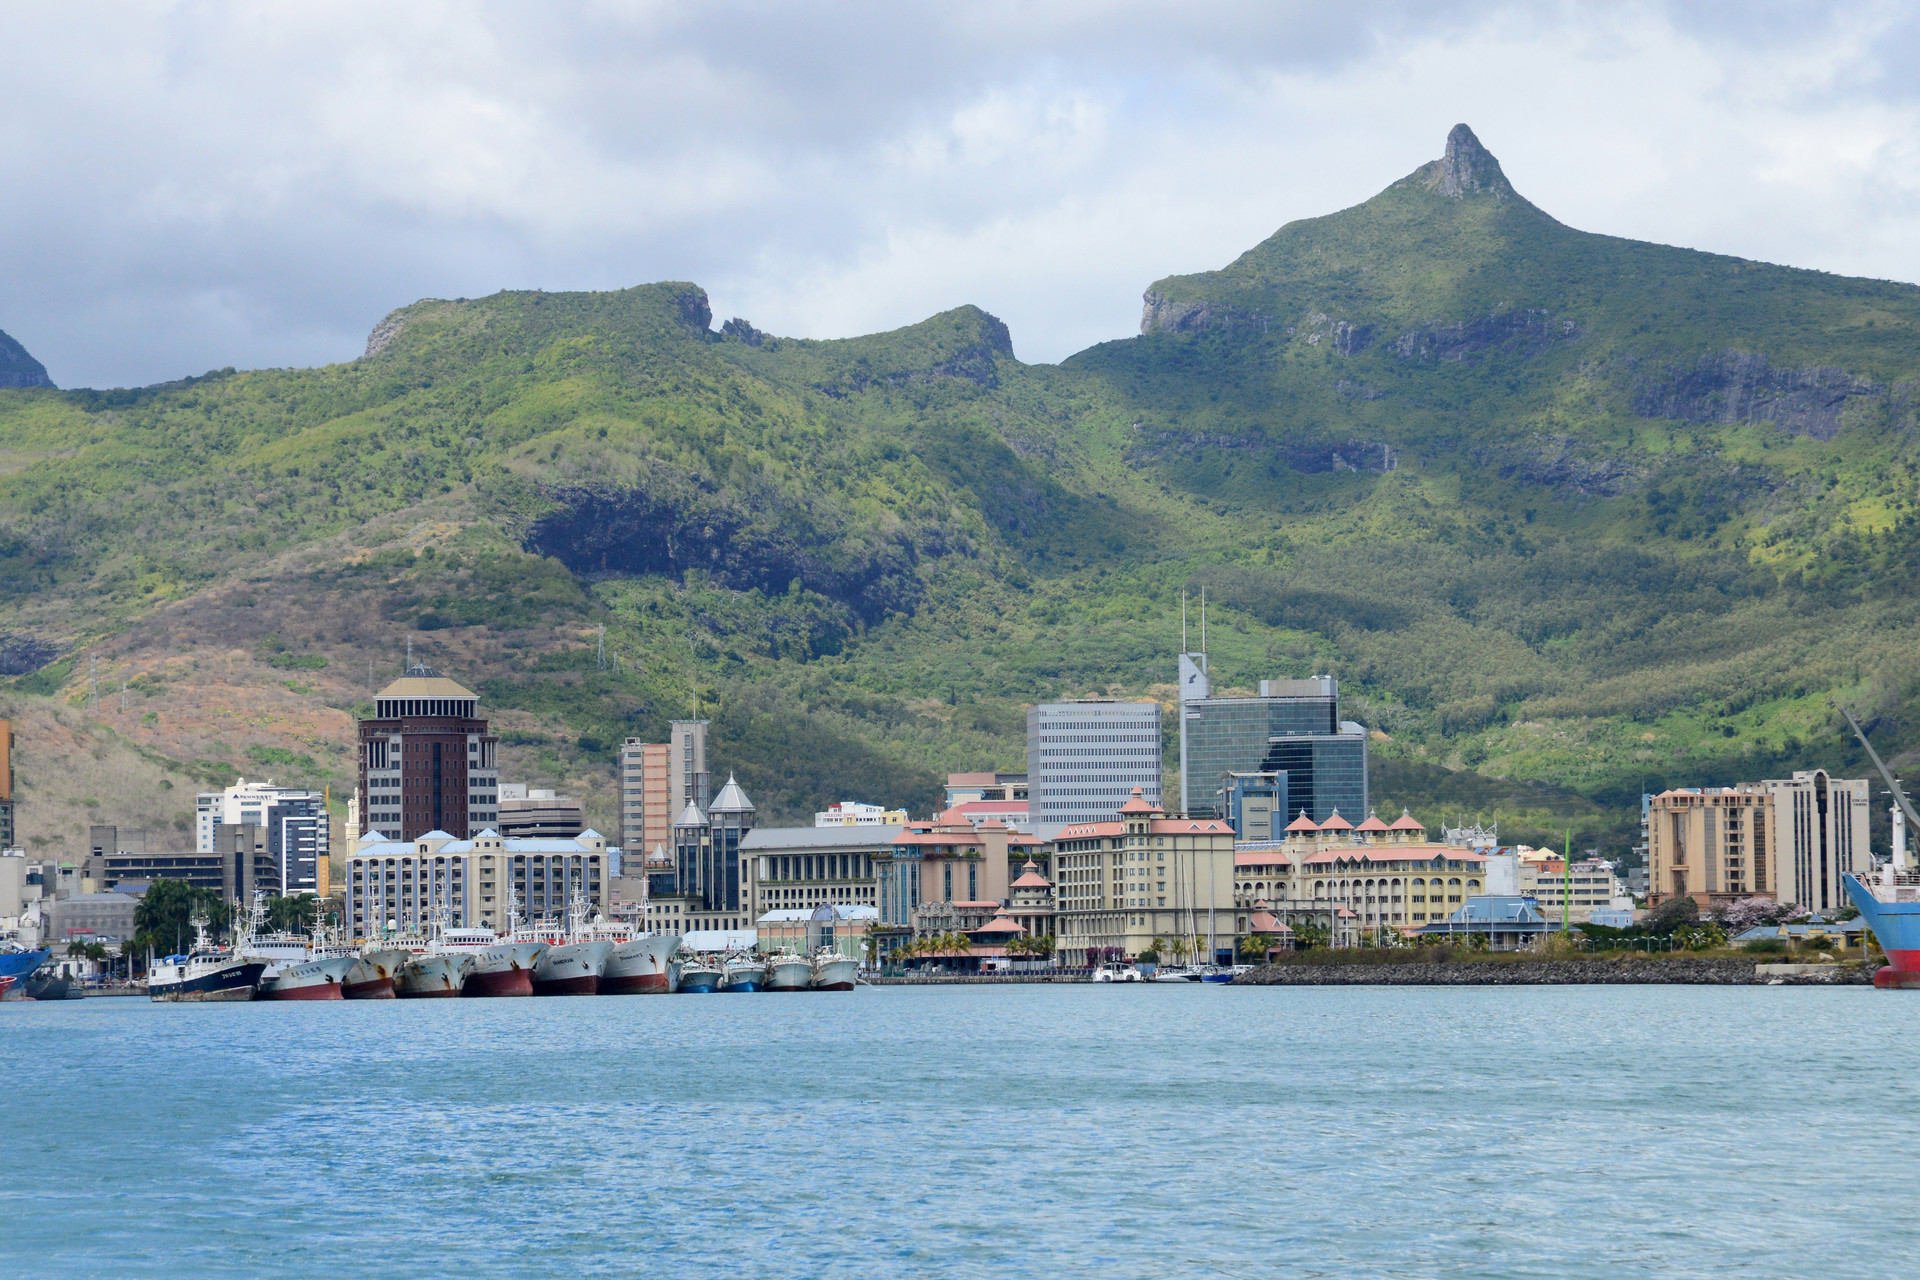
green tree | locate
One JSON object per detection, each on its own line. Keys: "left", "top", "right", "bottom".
{"left": 1239, "top": 933, "right": 1277, "bottom": 962}
{"left": 133, "top": 878, "right": 233, "bottom": 954}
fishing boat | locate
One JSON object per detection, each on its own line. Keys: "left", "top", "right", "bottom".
{"left": 395, "top": 951, "right": 473, "bottom": 997}
{"left": 22, "top": 970, "right": 82, "bottom": 1000}
{"left": 721, "top": 952, "right": 766, "bottom": 993}
{"left": 148, "top": 914, "right": 265, "bottom": 1002}
{"left": 601, "top": 933, "right": 679, "bottom": 994}
{"left": 242, "top": 893, "right": 359, "bottom": 1001}
{"left": 1148, "top": 966, "right": 1199, "bottom": 983}
{"left": 809, "top": 949, "right": 857, "bottom": 991}
{"left": 1202, "top": 964, "right": 1253, "bottom": 984}
{"left": 677, "top": 953, "right": 723, "bottom": 994}
{"left": 529, "top": 902, "right": 614, "bottom": 995}
{"left": 764, "top": 951, "right": 812, "bottom": 991}
{"left": 343, "top": 947, "right": 408, "bottom": 999}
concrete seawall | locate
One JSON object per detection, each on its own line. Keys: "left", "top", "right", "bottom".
{"left": 1236, "top": 956, "right": 1874, "bottom": 986}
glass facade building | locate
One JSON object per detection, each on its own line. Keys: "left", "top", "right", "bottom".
{"left": 1180, "top": 677, "right": 1367, "bottom": 825}
{"left": 1026, "top": 700, "right": 1163, "bottom": 836}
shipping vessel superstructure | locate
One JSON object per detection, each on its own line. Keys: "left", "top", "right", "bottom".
{"left": 392, "top": 908, "right": 476, "bottom": 998}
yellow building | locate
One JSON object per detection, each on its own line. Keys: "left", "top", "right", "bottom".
{"left": 1049, "top": 789, "right": 1238, "bottom": 966}
{"left": 1232, "top": 809, "right": 1488, "bottom": 941}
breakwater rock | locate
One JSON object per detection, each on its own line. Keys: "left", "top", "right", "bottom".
{"left": 1236, "top": 955, "right": 1874, "bottom": 986}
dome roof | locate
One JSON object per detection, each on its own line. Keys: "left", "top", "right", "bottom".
{"left": 674, "top": 801, "right": 708, "bottom": 828}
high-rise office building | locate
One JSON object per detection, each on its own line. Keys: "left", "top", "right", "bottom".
{"left": 1026, "top": 700, "right": 1162, "bottom": 838}
{"left": 356, "top": 664, "right": 500, "bottom": 841}
{"left": 195, "top": 779, "right": 330, "bottom": 895}
{"left": 0, "top": 718, "right": 14, "bottom": 848}
{"left": 670, "top": 719, "right": 711, "bottom": 815}
{"left": 618, "top": 738, "right": 672, "bottom": 855}
{"left": 1180, "top": 676, "right": 1368, "bottom": 827}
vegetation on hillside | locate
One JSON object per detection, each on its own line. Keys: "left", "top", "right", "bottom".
{"left": 3, "top": 125, "right": 1920, "bottom": 851}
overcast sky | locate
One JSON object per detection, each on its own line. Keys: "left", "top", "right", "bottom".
{"left": 5, "top": 1, "right": 1920, "bottom": 387}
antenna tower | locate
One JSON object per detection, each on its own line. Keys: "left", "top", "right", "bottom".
{"left": 596, "top": 625, "right": 606, "bottom": 672}
{"left": 88, "top": 654, "right": 98, "bottom": 713}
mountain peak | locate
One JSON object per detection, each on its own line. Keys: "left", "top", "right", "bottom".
{"left": 0, "top": 328, "right": 55, "bottom": 389}
{"left": 1424, "top": 123, "right": 1514, "bottom": 201}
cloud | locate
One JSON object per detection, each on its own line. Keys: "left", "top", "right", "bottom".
{"left": 1, "top": 1, "right": 1918, "bottom": 386}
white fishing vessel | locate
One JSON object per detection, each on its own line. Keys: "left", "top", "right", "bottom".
{"left": 529, "top": 900, "right": 614, "bottom": 996}
{"left": 677, "top": 952, "right": 723, "bottom": 994}
{"left": 764, "top": 951, "right": 812, "bottom": 992}
{"left": 808, "top": 949, "right": 857, "bottom": 991}
{"left": 241, "top": 893, "right": 359, "bottom": 1001}
{"left": 602, "top": 932, "right": 680, "bottom": 994}
{"left": 148, "top": 913, "right": 265, "bottom": 1002}
{"left": 392, "top": 907, "right": 475, "bottom": 998}
{"left": 722, "top": 951, "right": 766, "bottom": 992}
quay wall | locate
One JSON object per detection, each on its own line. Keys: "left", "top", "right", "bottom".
{"left": 1235, "top": 955, "right": 1873, "bottom": 986}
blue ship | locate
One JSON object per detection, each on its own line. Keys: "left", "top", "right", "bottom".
{"left": 1843, "top": 874, "right": 1920, "bottom": 990}
{"left": 0, "top": 948, "right": 50, "bottom": 980}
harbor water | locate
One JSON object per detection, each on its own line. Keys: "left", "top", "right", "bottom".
{"left": 4, "top": 984, "right": 1917, "bottom": 1278}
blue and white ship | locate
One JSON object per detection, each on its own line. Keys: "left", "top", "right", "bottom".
{"left": 147, "top": 914, "right": 263, "bottom": 1003}
{"left": 0, "top": 945, "right": 50, "bottom": 999}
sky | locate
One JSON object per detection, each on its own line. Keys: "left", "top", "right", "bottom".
{"left": 5, "top": 1, "right": 1920, "bottom": 387}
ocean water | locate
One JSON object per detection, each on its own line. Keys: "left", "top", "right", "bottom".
{"left": 3, "top": 984, "right": 1917, "bottom": 1279}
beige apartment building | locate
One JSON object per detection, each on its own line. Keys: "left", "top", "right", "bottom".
{"left": 344, "top": 827, "right": 610, "bottom": 938}
{"left": 1647, "top": 770, "right": 1870, "bottom": 914}
{"left": 1232, "top": 810, "right": 1485, "bottom": 941}
{"left": 1047, "top": 789, "right": 1239, "bottom": 966}
{"left": 1519, "top": 856, "right": 1628, "bottom": 925}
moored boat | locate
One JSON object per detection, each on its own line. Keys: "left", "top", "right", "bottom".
{"left": 149, "top": 915, "right": 263, "bottom": 1002}
{"left": 260, "top": 955, "right": 357, "bottom": 1000}
{"left": 764, "top": 952, "right": 812, "bottom": 992}
{"left": 344, "top": 948, "right": 408, "bottom": 999}
{"left": 601, "top": 933, "right": 679, "bottom": 994}
{"left": 534, "top": 939, "right": 614, "bottom": 995}
{"left": 395, "top": 952, "right": 473, "bottom": 998}
{"left": 722, "top": 952, "right": 765, "bottom": 993}
{"left": 677, "top": 954, "right": 723, "bottom": 994}
{"left": 428, "top": 926, "right": 544, "bottom": 997}
{"left": 1844, "top": 871, "right": 1920, "bottom": 989}
{"left": 809, "top": 949, "right": 857, "bottom": 991}
{"left": 23, "top": 970, "right": 81, "bottom": 1000}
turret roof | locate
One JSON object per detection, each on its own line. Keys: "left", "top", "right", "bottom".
{"left": 708, "top": 773, "right": 755, "bottom": 814}
{"left": 1285, "top": 811, "right": 1321, "bottom": 833}
{"left": 1319, "top": 810, "right": 1354, "bottom": 832}
{"left": 1119, "top": 787, "right": 1161, "bottom": 815}
{"left": 674, "top": 801, "right": 708, "bottom": 827}
{"left": 1389, "top": 810, "right": 1427, "bottom": 831}
{"left": 1355, "top": 811, "right": 1391, "bottom": 833}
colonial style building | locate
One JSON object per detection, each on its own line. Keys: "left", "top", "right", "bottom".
{"left": 1231, "top": 809, "right": 1488, "bottom": 941}
{"left": 1048, "top": 789, "right": 1238, "bottom": 967}
{"left": 343, "top": 826, "right": 610, "bottom": 938}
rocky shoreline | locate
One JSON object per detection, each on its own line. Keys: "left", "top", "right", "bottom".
{"left": 1236, "top": 955, "right": 1875, "bottom": 986}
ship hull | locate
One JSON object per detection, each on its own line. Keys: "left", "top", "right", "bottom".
{"left": 533, "top": 940, "right": 613, "bottom": 996}
{"left": 1844, "top": 875, "right": 1920, "bottom": 988}
{"left": 0, "top": 948, "right": 50, "bottom": 982}
{"left": 150, "top": 960, "right": 265, "bottom": 1002}
{"left": 601, "top": 935, "right": 679, "bottom": 994}
{"left": 810, "top": 957, "right": 858, "bottom": 991}
{"left": 462, "top": 942, "right": 545, "bottom": 997}
{"left": 260, "top": 956, "right": 357, "bottom": 1001}
{"left": 395, "top": 954, "right": 472, "bottom": 999}
{"left": 23, "top": 972, "right": 79, "bottom": 1000}
{"left": 343, "top": 949, "right": 407, "bottom": 1000}
{"left": 678, "top": 966, "right": 722, "bottom": 994}
{"left": 765, "top": 959, "right": 812, "bottom": 991}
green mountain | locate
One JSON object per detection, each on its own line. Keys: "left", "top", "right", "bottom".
{"left": 3, "top": 124, "right": 1918, "bottom": 856}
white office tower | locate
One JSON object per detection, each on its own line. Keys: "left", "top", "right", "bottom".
{"left": 670, "top": 719, "right": 711, "bottom": 814}
{"left": 1026, "top": 700, "right": 1163, "bottom": 840}
{"left": 194, "top": 777, "right": 330, "bottom": 895}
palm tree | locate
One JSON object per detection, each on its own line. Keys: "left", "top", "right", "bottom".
{"left": 1238, "top": 933, "right": 1276, "bottom": 962}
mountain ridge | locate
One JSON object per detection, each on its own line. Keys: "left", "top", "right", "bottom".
{"left": 3, "top": 124, "right": 1919, "bottom": 862}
